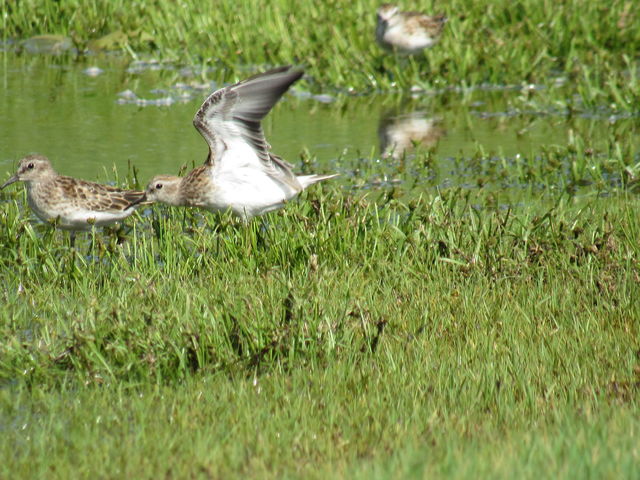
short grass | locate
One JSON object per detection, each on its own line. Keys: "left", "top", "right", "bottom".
{"left": 1, "top": 181, "right": 639, "bottom": 477}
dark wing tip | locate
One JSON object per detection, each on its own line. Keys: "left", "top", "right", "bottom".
{"left": 242, "top": 65, "right": 303, "bottom": 83}
{"left": 192, "top": 66, "right": 305, "bottom": 167}
{"left": 238, "top": 65, "right": 304, "bottom": 96}
{"left": 101, "top": 189, "right": 147, "bottom": 211}
{"left": 232, "top": 66, "right": 304, "bottom": 122}
{"left": 123, "top": 190, "right": 147, "bottom": 207}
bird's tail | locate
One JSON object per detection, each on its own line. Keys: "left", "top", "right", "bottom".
{"left": 298, "top": 173, "right": 340, "bottom": 190}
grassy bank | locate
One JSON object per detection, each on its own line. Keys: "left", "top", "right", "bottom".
{"left": 1, "top": 0, "right": 639, "bottom": 477}
{"left": 3, "top": 0, "right": 640, "bottom": 103}
{"left": 1, "top": 181, "right": 639, "bottom": 476}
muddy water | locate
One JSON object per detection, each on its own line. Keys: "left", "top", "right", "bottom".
{"left": 0, "top": 52, "right": 635, "bottom": 197}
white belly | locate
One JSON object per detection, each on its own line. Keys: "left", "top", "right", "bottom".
{"left": 28, "top": 196, "right": 133, "bottom": 230}
{"left": 384, "top": 25, "right": 436, "bottom": 53}
{"left": 205, "top": 166, "right": 298, "bottom": 219}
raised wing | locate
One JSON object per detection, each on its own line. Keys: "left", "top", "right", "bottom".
{"left": 192, "top": 66, "right": 303, "bottom": 182}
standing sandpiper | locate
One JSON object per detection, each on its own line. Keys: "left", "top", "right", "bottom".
{"left": 376, "top": 4, "right": 447, "bottom": 54}
{"left": 144, "top": 66, "right": 338, "bottom": 220}
{"left": 1, "top": 154, "right": 146, "bottom": 242}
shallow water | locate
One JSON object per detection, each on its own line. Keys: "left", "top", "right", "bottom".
{"left": 0, "top": 52, "right": 637, "bottom": 199}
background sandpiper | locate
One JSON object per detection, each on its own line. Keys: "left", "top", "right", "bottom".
{"left": 376, "top": 3, "right": 447, "bottom": 54}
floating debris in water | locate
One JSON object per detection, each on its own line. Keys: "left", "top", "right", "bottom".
{"left": 151, "top": 97, "right": 174, "bottom": 106}
{"left": 115, "top": 79, "right": 219, "bottom": 106}
{"left": 178, "top": 67, "right": 195, "bottom": 77}
{"left": 117, "top": 89, "right": 137, "bottom": 100}
{"left": 289, "top": 88, "right": 337, "bottom": 103}
{"left": 176, "top": 90, "right": 194, "bottom": 100}
{"left": 289, "top": 88, "right": 313, "bottom": 99}
{"left": 117, "top": 95, "right": 177, "bottom": 107}
{"left": 83, "top": 66, "right": 104, "bottom": 77}
{"left": 312, "top": 94, "right": 336, "bottom": 104}
{"left": 23, "top": 35, "right": 73, "bottom": 55}
{"left": 521, "top": 83, "right": 545, "bottom": 91}
{"left": 137, "top": 97, "right": 175, "bottom": 107}
{"left": 126, "top": 59, "right": 171, "bottom": 74}
{"left": 117, "top": 89, "right": 198, "bottom": 106}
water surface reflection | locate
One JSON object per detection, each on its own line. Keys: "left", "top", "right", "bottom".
{"left": 0, "top": 52, "right": 636, "bottom": 201}
{"left": 378, "top": 110, "right": 445, "bottom": 159}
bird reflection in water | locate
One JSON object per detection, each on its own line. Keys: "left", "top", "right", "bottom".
{"left": 378, "top": 111, "right": 445, "bottom": 160}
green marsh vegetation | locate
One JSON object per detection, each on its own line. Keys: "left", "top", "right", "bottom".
{"left": 1, "top": 185, "right": 639, "bottom": 477}
{"left": 1, "top": 0, "right": 640, "bottom": 478}
{"left": 3, "top": 0, "right": 640, "bottom": 100}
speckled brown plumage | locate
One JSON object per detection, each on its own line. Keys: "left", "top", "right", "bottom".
{"left": 376, "top": 4, "right": 447, "bottom": 54}
{"left": 49, "top": 175, "right": 145, "bottom": 212}
{"left": 405, "top": 12, "right": 447, "bottom": 37}
{"left": 180, "top": 165, "right": 212, "bottom": 207}
{"left": 1, "top": 154, "right": 146, "bottom": 231}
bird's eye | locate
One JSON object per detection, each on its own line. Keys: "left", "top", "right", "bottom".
{"left": 27, "top": 163, "right": 35, "bottom": 169}
{"left": 155, "top": 183, "right": 163, "bottom": 190}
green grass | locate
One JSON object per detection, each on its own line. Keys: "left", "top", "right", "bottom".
{"left": 1, "top": 182, "right": 639, "bottom": 477}
{"left": 1, "top": 0, "right": 639, "bottom": 477}
{"left": 2, "top": 376, "right": 638, "bottom": 478}
{"left": 2, "top": 0, "right": 640, "bottom": 106}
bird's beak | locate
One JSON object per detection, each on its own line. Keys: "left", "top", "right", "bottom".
{"left": 1, "top": 175, "right": 19, "bottom": 190}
